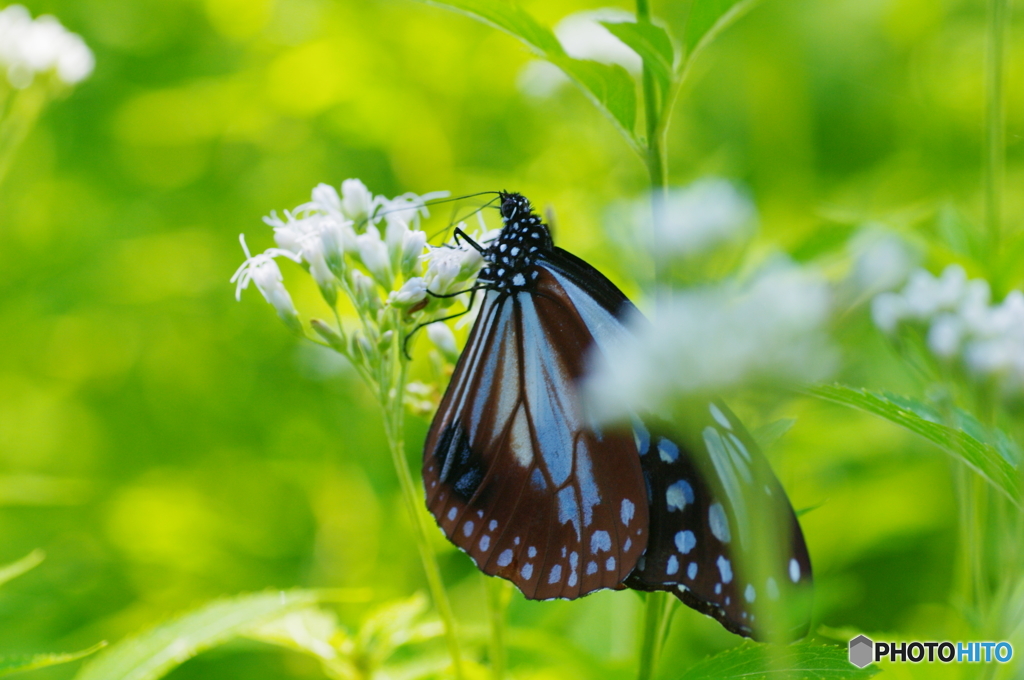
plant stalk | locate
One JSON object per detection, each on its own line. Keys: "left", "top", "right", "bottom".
{"left": 381, "top": 352, "right": 465, "bottom": 680}
{"left": 634, "top": 3, "right": 674, "bottom": 679}
{"left": 486, "top": 577, "right": 512, "bottom": 680}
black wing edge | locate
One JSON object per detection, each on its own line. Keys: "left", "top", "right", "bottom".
{"left": 541, "top": 247, "right": 640, "bottom": 323}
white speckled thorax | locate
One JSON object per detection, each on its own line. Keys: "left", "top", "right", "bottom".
{"left": 478, "top": 192, "right": 553, "bottom": 293}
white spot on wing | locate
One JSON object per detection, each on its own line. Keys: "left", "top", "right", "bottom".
{"left": 590, "top": 530, "right": 611, "bottom": 553}
{"left": 479, "top": 535, "right": 490, "bottom": 551}
{"left": 621, "top": 498, "right": 635, "bottom": 526}
{"left": 606, "top": 556, "right": 616, "bottom": 571}
{"left": 717, "top": 555, "right": 733, "bottom": 583}
{"left": 489, "top": 520, "right": 497, "bottom": 531}
{"left": 709, "top": 403, "right": 732, "bottom": 430}
{"left": 521, "top": 563, "right": 534, "bottom": 579}
{"left": 509, "top": 407, "right": 533, "bottom": 468}
{"left": 447, "top": 507, "right": 457, "bottom": 521}
{"left": 463, "top": 521, "right": 475, "bottom": 537}
{"left": 745, "top": 584, "right": 756, "bottom": 602}
{"left": 674, "top": 530, "right": 696, "bottom": 554}
{"left": 687, "top": 562, "right": 697, "bottom": 579}
{"left": 497, "top": 549, "right": 513, "bottom": 567}
{"left": 789, "top": 558, "right": 801, "bottom": 583}
{"left": 709, "top": 503, "right": 731, "bottom": 543}
{"left": 666, "top": 555, "right": 679, "bottom": 575}
{"left": 528, "top": 546, "right": 537, "bottom": 558}
{"left": 586, "top": 561, "right": 598, "bottom": 575}
{"left": 548, "top": 564, "right": 562, "bottom": 584}
{"left": 658, "top": 438, "right": 679, "bottom": 463}
{"left": 666, "top": 480, "right": 694, "bottom": 511}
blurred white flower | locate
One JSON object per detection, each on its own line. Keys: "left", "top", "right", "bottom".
{"left": 846, "top": 226, "right": 916, "bottom": 296}
{"left": 517, "top": 8, "right": 640, "bottom": 98}
{"left": 427, "top": 321, "right": 458, "bottom": 362}
{"left": 872, "top": 265, "right": 1024, "bottom": 390}
{"left": 586, "top": 260, "right": 835, "bottom": 420}
{"left": 309, "top": 183, "right": 343, "bottom": 217}
{"left": 400, "top": 230, "right": 427, "bottom": 277}
{"left": 0, "top": 5, "right": 94, "bottom": 88}
{"left": 650, "top": 179, "right": 756, "bottom": 258}
{"left": 230, "top": 235, "right": 302, "bottom": 333}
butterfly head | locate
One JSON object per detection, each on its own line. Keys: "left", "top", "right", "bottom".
{"left": 478, "top": 192, "right": 553, "bottom": 293}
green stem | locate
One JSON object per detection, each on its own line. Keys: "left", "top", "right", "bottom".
{"left": 983, "top": 0, "right": 1007, "bottom": 270}
{"left": 381, "top": 353, "right": 465, "bottom": 680}
{"left": 486, "top": 577, "right": 512, "bottom": 680}
{"left": 635, "top": 2, "right": 673, "bottom": 677}
{"left": 637, "top": 592, "right": 669, "bottom": 680}
{"left": 0, "top": 85, "right": 48, "bottom": 189}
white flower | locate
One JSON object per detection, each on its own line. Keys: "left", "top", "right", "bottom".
{"left": 400, "top": 230, "right": 428, "bottom": 277}
{"left": 230, "top": 235, "right": 302, "bottom": 333}
{"left": 424, "top": 246, "right": 481, "bottom": 296}
{"left": 556, "top": 9, "right": 642, "bottom": 72}
{"left": 928, "top": 314, "right": 963, "bottom": 358}
{"left": 356, "top": 225, "right": 392, "bottom": 286}
{"left": 649, "top": 179, "right": 756, "bottom": 258}
{"left": 871, "top": 292, "right": 907, "bottom": 334}
{"left": 309, "top": 183, "right": 343, "bottom": 216}
{"left": 847, "top": 227, "right": 915, "bottom": 296}
{"left": 341, "top": 179, "right": 374, "bottom": 223}
{"left": 903, "top": 265, "right": 966, "bottom": 319}
{"left": 586, "top": 260, "right": 835, "bottom": 421}
{"left": 390, "top": 277, "right": 427, "bottom": 307}
{"left": 0, "top": 5, "right": 93, "bottom": 88}
{"left": 427, "top": 322, "right": 458, "bottom": 362}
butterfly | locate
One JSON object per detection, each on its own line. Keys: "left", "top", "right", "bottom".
{"left": 422, "top": 191, "right": 812, "bottom": 639}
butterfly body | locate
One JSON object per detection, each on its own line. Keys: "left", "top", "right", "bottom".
{"left": 423, "top": 192, "right": 812, "bottom": 637}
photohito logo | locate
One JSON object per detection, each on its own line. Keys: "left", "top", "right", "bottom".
{"left": 848, "top": 635, "right": 1013, "bottom": 668}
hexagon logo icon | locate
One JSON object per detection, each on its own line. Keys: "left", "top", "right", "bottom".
{"left": 849, "top": 635, "right": 873, "bottom": 668}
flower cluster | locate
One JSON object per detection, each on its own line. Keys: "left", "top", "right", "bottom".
{"left": 586, "top": 259, "right": 836, "bottom": 421}
{"left": 646, "top": 178, "right": 756, "bottom": 259}
{"left": 0, "top": 5, "right": 94, "bottom": 89}
{"left": 231, "top": 180, "right": 484, "bottom": 393}
{"left": 872, "top": 265, "right": 1024, "bottom": 389}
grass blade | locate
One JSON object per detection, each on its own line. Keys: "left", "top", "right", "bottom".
{"left": 0, "top": 643, "right": 106, "bottom": 677}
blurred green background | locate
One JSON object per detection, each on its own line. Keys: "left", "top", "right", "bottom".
{"left": 0, "top": 0, "right": 1021, "bottom": 677}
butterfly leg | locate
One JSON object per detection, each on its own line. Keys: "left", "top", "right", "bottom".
{"left": 403, "top": 287, "right": 482, "bottom": 360}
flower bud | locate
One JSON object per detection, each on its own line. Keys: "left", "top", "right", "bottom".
{"left": 311, "top": 183, "right": 342, "bottom": 216}
{"left": 310, "top": 318, "right": 346, "bottom": 353}
{"left": 356, "top": 225, "right": 393, "bottom": 288}
{"left": 400, "top": 230, "right": 428, "bottom": 278}
{"left": 390, "top": 277, "right": 428, "bottom": 308}
{"left": 351, "top": 269, "right": 382, "bottom": 315}
{"left": 341, "top": 179, "right": 373, "bottom": 224}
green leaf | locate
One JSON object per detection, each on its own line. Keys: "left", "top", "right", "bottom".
{"left": 684, "top": 0, "right": 761, "bottom": 62}
{"left": 0, "top": 550, "right": 44, "bottom": 589}
{"left": 0, "top": 643, "right": 106, "bottom": 677}
{"left": 600, "top": 20, "right": 675, "bottom": 108}
{"left": 679, "top": 641, "right": 880, "bottom": 679}
{"left": 808, "top": 384, "right": 1021, "bottom": 507}
{"left": 74, "top": 590, "right": 324, "bottom": 680}
{"left": 413, "top": 0, "right": 638, "bottom": 146}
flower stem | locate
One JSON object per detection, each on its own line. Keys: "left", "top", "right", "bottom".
{"left": 983, "top": 0, "right": 1008, "bottom": 269}
{"left": 0, "top": 85, "right": 48, "bottom": 189}
{"left": 486, "top": 576, "right": 512, "bottom": 680}
{"left": 381, "top": 355, "right": 465, "bottom": 680}
{"left": 635, "top": 2, "right": 674, "bottom": 678}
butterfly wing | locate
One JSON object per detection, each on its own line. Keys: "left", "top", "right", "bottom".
{"left": 423, "top": 271, "right": 649, "bottom": 600}
{"left": 624, "top": 403, "right": 813, "bottom": 640}
{"left": 539, "top": 249, "right": 813, "bottom": 639}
